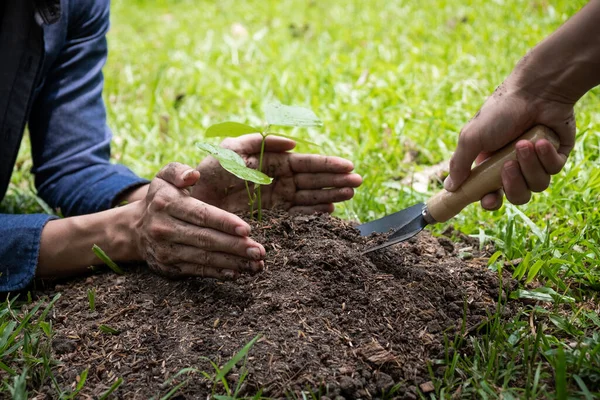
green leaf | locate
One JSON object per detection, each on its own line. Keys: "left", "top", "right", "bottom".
{"left": 92, "top": 245, "right": 125, "bottom": 275}
{"left": 507, "top": 204, "right": 546, "bottom": 243}
{"left": 555, "top": 346, "right": 567, "bottom": 400}
{"left": 573, "top": 374, "right": 594, "bottom": 400}
{"left": 215, "top": 334, "right": 261, "bottom": 381}
{"left": 525, "top": 260, "right": 545, "bottom": 283}
{"left": 160, "top": 380, "right": 190, "bottom": 400}
{"left": 0, "top": 359, "right": 16, "bottom": 376}
{"left": 548, "top": 314, "right": 584, "bottom": 336}
{"left": 196, "top": 142, "right": 273, "bottom": 185}
{"left": 8, "top": 369, "right": 28, "bottom": 400}
{"left": 75, "top": 369, "right": 89, "bottom": 393}
{"left": 205, "top": 122, "right": 260, "bottom": 138}
{"left": 486, "top": 250, "right": 503, "bottom": 267}
{"left": 511, "top": 287, "right": 575, "bottom": 303}
{"left": 99, "top": 324, "right": 120, "bottom": 335}
{"left": 264, "top": 102, "right": 323, "bottom": 127}
{"left": 98, "top": 377, "right": 123, "bottom": 400}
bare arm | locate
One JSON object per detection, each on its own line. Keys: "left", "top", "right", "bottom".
{"left": 515, "top": 0, "right": 600, "bottom": 105}
{"left": 38, "top": 203, "right": 139, "bottom": 278}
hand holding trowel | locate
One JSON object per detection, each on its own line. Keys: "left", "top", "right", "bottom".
{"left": 358, "top": 125, "right": 560, "bottom": 253}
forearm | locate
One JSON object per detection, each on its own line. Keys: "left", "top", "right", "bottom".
{"left": 512, "top": 0, "right": 600, "bottom": 103}
{"left": 37, "top": 202, "right": 142, "bottom": 278}
{"left": 115, "top": 183, "right": 149, "bottom": 205}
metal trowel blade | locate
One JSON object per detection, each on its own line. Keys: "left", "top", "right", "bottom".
{"left": 357, "top": 203, "right": 429, "bottom": 253}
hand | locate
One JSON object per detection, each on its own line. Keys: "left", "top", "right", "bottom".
{"left": 191, "top": 134, "right": 363, "bottom": 214}
{"left": 133, "top": 162, "right": 266, "bottom": 280}
{"left": 445, "top": 75, "right": 575, "bottom": 210}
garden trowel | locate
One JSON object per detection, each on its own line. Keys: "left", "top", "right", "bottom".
{"left": 357, "top": 125, "right": 559, "bottom": 253}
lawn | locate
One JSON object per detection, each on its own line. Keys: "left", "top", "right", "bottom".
{"left": 2, "top": 0, "right": 599, "bottom": 398}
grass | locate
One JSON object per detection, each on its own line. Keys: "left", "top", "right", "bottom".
{"left": 2, "top": 0, "right": 599, "bottom": 398}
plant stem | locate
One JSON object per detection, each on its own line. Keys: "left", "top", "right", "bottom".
{"left": 256, "top": 131, "right": 268, "bottom": 221}
{"left": 245, "top": 180, "right": 254, "bottom": 217}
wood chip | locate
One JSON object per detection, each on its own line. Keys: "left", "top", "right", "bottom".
{"left": 358, "top": 340, "right": 397, "bottom": 365}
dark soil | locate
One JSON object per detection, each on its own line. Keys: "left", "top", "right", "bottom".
{"left": 36, "top": 212, "right": 515, "bottom": 399}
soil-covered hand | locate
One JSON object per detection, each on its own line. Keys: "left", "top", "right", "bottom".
{"left": 191, "top": 134, "right": 363, "bottom": 214}
{"left": 133, "top": 162, "right": 265, "bottom": 280}
{"left": 444, "top": 0, "right": 600, "bottom": 210}
{"left": 444, "top": 75, "right": 575, "bottom": 210}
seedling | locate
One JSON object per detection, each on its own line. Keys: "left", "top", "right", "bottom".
{"left": 92, "top": 245, "right": 125, "bottom": 275}
{"left": 198, "top": 102, "right": 322, "bottom": 221}
{"left": 99, "top": 324, "right": 120, "bottom": 335}
{"left": 87, "top": 288, "right": 96, "bottom": 312}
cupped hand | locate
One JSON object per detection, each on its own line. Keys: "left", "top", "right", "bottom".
{"left": 445, "top": 77, "right": 575, "bottom": 210}
{"left": 190, "top": 134, "right": 363, "bottom": 214}
{"left": 133, "top": 162, "right": 265, "bottom": 280}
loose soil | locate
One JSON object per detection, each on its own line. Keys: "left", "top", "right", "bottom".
{"left": 36, "top": 212, "right": 515, "bottom": 399}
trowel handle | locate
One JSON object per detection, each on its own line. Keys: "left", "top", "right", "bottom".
{"left": 426, "top": 125, "right": 560, "bottom": 223}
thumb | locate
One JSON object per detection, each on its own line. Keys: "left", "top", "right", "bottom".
{"left": 445, "top": 97, "right": 529, "bottom": 191}
{"left": 445, "top": 123, "right": 486, "bottom": 192}
{"left": 156, "top": 162, "right": 200, "bottom": 189}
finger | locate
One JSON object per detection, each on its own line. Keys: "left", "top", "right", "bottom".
{"left": 445, "top": 125, "right": 485, "bottom": 192}
{"left": 535, "top": 139, "right": 567, "bottom": 175}
{"left": 446, "top": 103, "right": 526, "bottom": 191}
{"left": 220, "top": 134, "right": 296, "bottom": 154}
{"left": 168, "top": 222, "right": 266, "bottom": 259}
{"left": 288, "top": 204, "right": 335, "bottom": 215}
{"left": 502, "top": 160, "right": 531, "bottom": 205}
{"left": 516, "top": 140, "right": 550, "bottom": 192}
{"left": 480, "top": 190, "right": 504, "bottom": 211}
{"left": 293, "top": 173, "right": 363, "bottom": 190}
{"left": 294, "top": 188, "right": 354, "bottom": 205}
{"left": 156, "top": 162, "right": 200, "bottom": 188}
{"left": 175, "top": 248, "right": 265, "bottom": 275}
{"left": 171, "top": 265, "right": 239, "bottom": 280}
{"left": 290, "top": 154, "right": 355, "bottom": 173}
{"left": 263, "top": 135, "right": 297, "bottom": 152}
{"left": 169, "top": 197, "right": 251, "bottom": 237}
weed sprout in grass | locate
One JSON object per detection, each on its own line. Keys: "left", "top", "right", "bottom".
{"left": 198, "top": 102, "right": 322, "bottom": 221}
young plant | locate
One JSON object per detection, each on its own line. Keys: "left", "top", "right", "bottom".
{"left": 87, "top": 288, "right": 96, "bottom": 313}
{"left": 198, "top": 102, "right": 322, "bottom": 221}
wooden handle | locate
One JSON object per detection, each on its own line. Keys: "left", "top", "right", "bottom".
{"left": 426, "top": 125, "right": 560, "bottom": 223}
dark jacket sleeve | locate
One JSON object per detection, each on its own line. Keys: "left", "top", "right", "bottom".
{"left": 0, "top": 214, "right": 57, "bottom": 292}
{"left": 28, "top": 0, "right": 148, "bottom": 217}
{"left": 1, "top": 0, "right": 148, "bottom": 292}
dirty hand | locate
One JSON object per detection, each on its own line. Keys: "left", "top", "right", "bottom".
{"left": 444, "top": 75, "right": 575, "bottom": 210}
{"left": 191, "top": 134, "right": 363, "bottom": 214}
{"left": 132, "top": 162, "right": 265, "bottom": 280}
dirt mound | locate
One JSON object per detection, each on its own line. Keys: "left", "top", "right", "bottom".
{"left": 38, "top": 212, "right": 515, "bottom": 399}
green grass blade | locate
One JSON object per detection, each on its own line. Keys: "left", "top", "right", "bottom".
{"left": 572, "top": 374, "right": 593, "bottom": 400}
{"left": 92, "top": 245, "right": 125, "bottom": 275}
{"left": 160, "top": 380, "right": 189, "bottom": 400}
{"left": 554, "top": 346, "right": 567, "bottom": 400}
{"left": 215, "top": 334, "right": 261, "bottom": 381}
{"left": 98, "top": 377, "right": 123, "bottom": 400}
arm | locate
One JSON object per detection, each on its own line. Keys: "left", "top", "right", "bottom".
{"left": 37, "top": 163, "right": 265, "bottom": 281}
{"left": 1, "top": 2, "right": 261, "bottom": 292}
{"left": 445, "top": 0, "right": 600, "bottom": 208}
{"left": 28, "top": 0, "right": 149, "bottom": 216}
